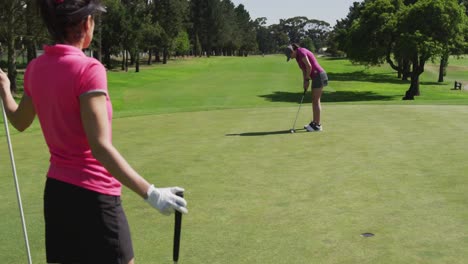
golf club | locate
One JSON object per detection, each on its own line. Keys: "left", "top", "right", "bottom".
{"left": 173, "top": 191, "right": 184, "bottom": 264}
{"left": 1, "top": 100, "right": 33, "bottom": 264}
{"left": 290, "top": 90, "right": 307, "bottom": 133}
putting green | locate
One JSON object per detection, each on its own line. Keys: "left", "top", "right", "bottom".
{"left": 1, "top": 104, "right": 467, "bottom": 263}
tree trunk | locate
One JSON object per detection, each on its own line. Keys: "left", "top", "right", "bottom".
{"left": 136, "top": 51, "right": 140, "bottom": 73}
{"left": 147, "top": 49, "right": 152, "bottom": 65}
{"left": 403, "top": 70, "right": 421, "bottom": 100}
{"left": 129, "top": 50, "right": 135, "bottom": 65}
{"left": 438, "top": 53, "right": 448, "bottom": 83}
{"left": 397, "top": 58, "right": 402, "bottom": 79}
{"left": 155, "top": 49, "right": 161, "bottom": 62}
{"left": 125, "top": 50, "right": 128, "bottom": 72}
{"left": 96, "top": 16, "right": 102, "bottom": 62}
{"left": 163, "top": 48, "right": 168, "bottom": 64}
{"left": 121, "top": 50, "right": 125, "bottom": 71}
{"left": 26, "top": 40, "right": 36, "bottom": 63}
{"left": 401, "top": 59, "right": 410, "bottom": 81}
{"left": 103, "top": 48, "right": 111, "bottom": 69}
{"left": 25, "top": 3, "right": 37, "bottom": 63}
{"left": 7, "top": 36, "right": 17, "bottom": 94}
{"left": 5, "top": 3, "right": 17, "bottom": 94}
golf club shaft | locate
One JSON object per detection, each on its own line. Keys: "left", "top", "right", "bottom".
{"left": 1, "top": 100, "right": 33, "bottom": 264}
{"left": 173, "top": 192, "right": 183, "bottom": 263}
{"left": 291, "top": 91, "right": 306, "bottom": 130}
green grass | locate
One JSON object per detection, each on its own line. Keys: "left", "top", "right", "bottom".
{"left": 104, "top": 55, "right": 468, "bottom": 118}
{"left": 1, "top": 55, "right": 468, "bottom": 263}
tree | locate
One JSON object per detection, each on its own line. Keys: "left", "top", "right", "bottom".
{"left": 217, "top": 0, "right": 240, "bottom": 56}
{"left": 154, "top": 0, "right": 188, "bottom": 63}
{"left": 234, "top": 4, "right": 257, "bottom": 56}
{"left": 190, "top": 0, "right": 221, "bottom": 57}
{"left": 304, "top": 19, "right": 331, "bottom": 52}
{"left": 0, "top": 0, "right": 26, "bottom": 93}
{"left": 24, "top": 0, "right": 47, "bottom": 63}
{"left": 173, "top": 30, "right": 191, "bottom": 56}
{"left": 345, "top": 0, "right": 466, "bottom": 100}
{"left": 254, "top": 17, "right": 276, "bottom": 54}
{"left": 301, "top": 37, "right": 315, "bottom": 52}
{"left": 101, "top": 0, "right": 123, "bottom": 68}
{"left": 329, "top": 1, "right": 365, "bottom": 56}
{"left": 438, "top": 0, "right": 468, "bottom": 82}
{"left": 280, "top": 16, "right": 309, "bottom": 44}
{"left": 119, "top": 0, "right": 152, "bottom": 72}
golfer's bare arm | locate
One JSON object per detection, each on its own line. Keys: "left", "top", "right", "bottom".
{"left": 1, "top": 94, "right": 36, "bottom": 132}
{"left": 302, "top": 56, "right": 312, "bottom": 80}
{"left": 80, "top": 93, "right": 151, "bottom": 199}
{"left": 0, "top": 70, "right": 35, "bottom": 131}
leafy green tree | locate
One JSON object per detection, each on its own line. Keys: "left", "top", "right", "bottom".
{"left": 301, "top": 37, "right": 315, "bottom": 52}
{"left": 329, "top": 1, "right": 365, "bottom": 56}
{"left": 346, "top": 0, "right": 466, "bottom": 100}
{"left": 173, "top": 30, "right": 191, "bottom": 56}
{"left": 438, "top": 0, "right": 468, "bottom": 82}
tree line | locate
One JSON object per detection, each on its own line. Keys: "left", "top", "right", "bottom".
{"left": 1, "top": 0, "right": 467, "bottom": 99}
{"left": 0, "top": 0, "right": 331, "bottom": 92}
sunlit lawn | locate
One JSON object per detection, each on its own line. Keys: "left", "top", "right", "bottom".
{"left": 1, "top": 55, "right": 467, "bottom": 263}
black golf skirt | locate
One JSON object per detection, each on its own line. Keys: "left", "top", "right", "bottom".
{"left": 44, "top": 178, "right": 134, "bottom": 264}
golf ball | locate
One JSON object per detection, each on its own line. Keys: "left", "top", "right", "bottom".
{"left": 290, "top": 130, "right": 295, "bottom": 133}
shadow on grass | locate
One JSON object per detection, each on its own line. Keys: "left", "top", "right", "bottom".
{"left": 260, "top": 91, "right": 394, "bottom": 103}
{"left": 420, "top": 81, "right": 447, "bottom": 86}
{"left": 226, "top": 128, "right": 306, "bottom": 136}
{"left": 328, "top": 71, "right": 447, "bottom": 86}
{"left": 327, "top": 71, "right": 405, "bottom": 84}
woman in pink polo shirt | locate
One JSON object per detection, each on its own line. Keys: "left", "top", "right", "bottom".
{"left": 285, "top": 43, "right": 328, "bottom": 132}
{"left": 0, "top": 1, "right": 187, "bottom": 263}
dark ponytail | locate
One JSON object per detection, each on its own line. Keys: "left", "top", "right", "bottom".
{"left": 37, "top": 0, "right": 105, "bottom": 43}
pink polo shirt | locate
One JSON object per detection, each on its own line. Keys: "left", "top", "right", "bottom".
{"left": 295, "top": 48, "right": 324, "bottom": 78}
{"left": 24, "top": 44, "right": 121, "bottom": 196}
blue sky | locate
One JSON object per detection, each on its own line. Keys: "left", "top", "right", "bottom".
{"left": 230, "top": 0, "right": 362, "bottom": 26}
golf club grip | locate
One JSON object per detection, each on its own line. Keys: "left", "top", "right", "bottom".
{"left": 173, "top": 192, "right": 184, "bottom": 262}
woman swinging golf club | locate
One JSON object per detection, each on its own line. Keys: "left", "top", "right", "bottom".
{"left": 0, "top": 0, "right": 188, "bottom": 263}
{"left": 285, "top": 43, "right": 328, "bottom": 132}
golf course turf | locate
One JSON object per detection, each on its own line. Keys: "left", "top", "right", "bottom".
{"left": 1, "top": 55, "right": 467, "bottom": 263}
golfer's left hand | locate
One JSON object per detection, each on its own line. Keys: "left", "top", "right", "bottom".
{"left": 145, "top": 185, "right": 188, "bottom": 215}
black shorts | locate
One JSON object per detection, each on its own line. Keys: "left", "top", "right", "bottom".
{"left": 44, "top": 178, "right": 134, "bottom": 264}
{"left": 312, "top": 71, "right": 328, "bottom": 89}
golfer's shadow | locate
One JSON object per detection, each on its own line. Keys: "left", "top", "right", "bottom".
{"left": 225, "top": 128, "right": 306, "bottom": 137}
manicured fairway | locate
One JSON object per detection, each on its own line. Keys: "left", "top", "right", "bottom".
{"left": 1, "top": 55, "right": 467, "bottom": 263}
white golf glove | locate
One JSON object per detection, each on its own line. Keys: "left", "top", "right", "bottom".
{"left": 145, "top": 185, "right": 188, "bottom": 215}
